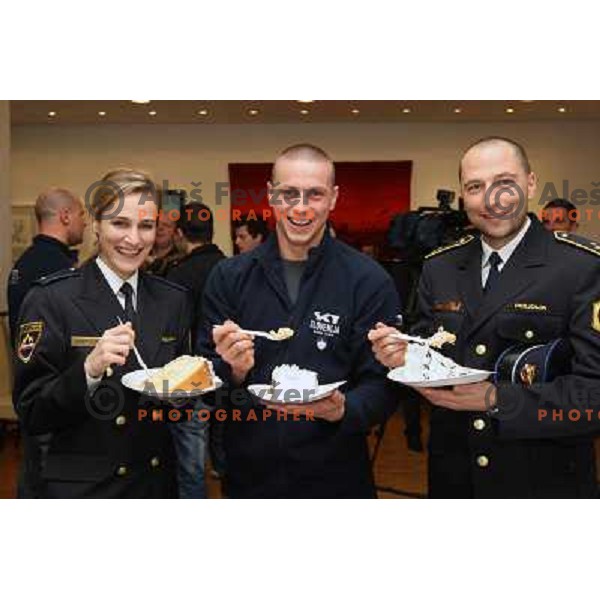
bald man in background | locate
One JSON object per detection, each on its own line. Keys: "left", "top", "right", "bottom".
{"left": 7, "top": 188, "right": 87, "bottom": 345}
{"left": 6, "top": 187, "right": 86, "bottom": 499}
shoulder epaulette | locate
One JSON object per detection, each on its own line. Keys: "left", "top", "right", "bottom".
{"left": 34, "top": 268, "right": 80, "bottom": 286}
{"left": 144, "top": 272, "right": 188, "bottom": 293}
{"left": 553, "top": 231, "right": 600, "bottom": 257}
{"left": 425, "top": 235, "right": 476, "bottom": 260}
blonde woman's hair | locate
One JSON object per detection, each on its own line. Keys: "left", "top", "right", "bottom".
{"left": 90, "top": 168, "right": 162, "bottom": 220}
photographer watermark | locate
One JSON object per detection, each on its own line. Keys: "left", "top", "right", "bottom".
{"left": 139, "top": 406, "right": 316, "bottom": 423}
{"left": 84, "top": 380, "right": 125, "bottom": 421}
{"left": 83, "top": 177, "right": 322, "bottom": 220}
{"left": 483, "top": 179, "right": 527, "bottom": 221}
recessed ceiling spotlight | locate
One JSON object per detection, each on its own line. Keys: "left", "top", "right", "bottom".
{"left": 297, "top": 100, "right": 314, "bottom": 104}
{"left": 453, "top": 107, "right": 462, "bottom": 114}
{"left": 351, "top": 108, "right": 360, "bottom": 115}
{"left": 131, "top": 100, "right": 151, "bottom": 104}
{"left": 558, "top": 106, "right": 567, "bottom": 113}
{"left": 98, "top": 111, "right": 107, "bottom": 117}
{"left": 148, "top": 110, "right": 157, "bottom": 116}
{"left": 247, "top": 108, "right": 260, "bottom": 116}
{"left": 402, "top": 107, "right": 411, "bottom": 114}
{"left": 48, "top": 111, "right": 57, "bottom": 117}
{"left": 196, "top": 108, "right": 209, "bottom": 116}
{"left": 300, "top": 109, "right": 310, "bottom": 115}
{"left": 506, "top": 107, "right": 515, "bottom": 114}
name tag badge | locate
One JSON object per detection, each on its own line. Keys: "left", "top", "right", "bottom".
{"left": 71, "top": 336, "right": 101, "bottom": 347}
{"left": 512, "top": 303, "right": 548, "bottom": 312}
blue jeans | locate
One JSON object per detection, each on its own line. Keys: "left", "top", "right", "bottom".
{"left": 170, "top": 399, "right": 209, "bottom": 499}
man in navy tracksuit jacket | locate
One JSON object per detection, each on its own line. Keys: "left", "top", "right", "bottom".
{"left": 197, "top": 144, "right": 401, "bottom": 498}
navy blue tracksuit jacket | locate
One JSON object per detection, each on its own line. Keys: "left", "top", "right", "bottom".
{"left": 197, "top": 231, "right": 401, "bottom": 498}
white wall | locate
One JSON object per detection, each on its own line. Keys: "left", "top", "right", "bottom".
{"left": 11, "top": 120, "right": 600, "bottom": 256}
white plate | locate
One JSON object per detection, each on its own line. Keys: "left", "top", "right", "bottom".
{"left": 387, "top": 366, "right": 492, "bottom": 388}
{"left": 121, "top": 368, "right": 223, "bottom": 398}
{"left": 247, "top": 380, "right": 347, "bottom": 405}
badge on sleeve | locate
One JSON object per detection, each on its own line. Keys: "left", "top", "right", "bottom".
{"left": 593, "top": 301, "right": 600, "bottom": 333}
{"left": 17, "top": 321, "right": 44, "bottom": 364}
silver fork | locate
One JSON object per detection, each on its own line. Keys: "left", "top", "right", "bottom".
{"left": 117, "top": 316, "right": 153, "bottom": 377}
{"left": 213, "top": 324, "right": 292, "bottom": 342}
{"left": 391, "top": 332, "right": 431, "bottom": 346}
{"left": 238, "top": 328, "right": 289, "bottom": 341}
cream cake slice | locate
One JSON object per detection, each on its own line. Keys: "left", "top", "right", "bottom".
{"left": 148, "top": 355, "right": 215, "bottom": 393}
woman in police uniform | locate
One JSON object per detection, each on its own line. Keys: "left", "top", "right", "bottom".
{"left": 13, "top": 169, "right": 192, "bottom": 498}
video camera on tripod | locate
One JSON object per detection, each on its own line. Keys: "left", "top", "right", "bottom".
{"left": 387, "top": 188, "right": 470, "bottom": 260}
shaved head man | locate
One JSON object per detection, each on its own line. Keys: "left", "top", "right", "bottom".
{"left": 34, "top": 187, "right": 87, "bottom": 246}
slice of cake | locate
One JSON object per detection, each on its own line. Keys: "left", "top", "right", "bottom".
{"left": 148, "top": 355, "right": 215, "bottom": 393}
{"left": 269, "top": 327, "right": 295, "bottom": 340}
{"left": 427, "top": 326, "right": 457, "bottom": 349}
{"left": 271, "top": 364, "right": 318, "bottom": 402}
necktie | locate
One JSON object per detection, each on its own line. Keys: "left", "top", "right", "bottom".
{"left": 120, "top": 282, "right": 137, "bottom": 326}
{"left": 484, "top": 252, "right": 502, "bottom": 294}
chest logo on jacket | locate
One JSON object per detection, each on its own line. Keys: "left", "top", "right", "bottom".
{"left": 309, "top": 311, "right": 341, "bottom": 351}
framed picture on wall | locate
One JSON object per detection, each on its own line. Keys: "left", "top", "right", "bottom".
{"left": 11, "top": 205, "right": 37, "bottom": 262}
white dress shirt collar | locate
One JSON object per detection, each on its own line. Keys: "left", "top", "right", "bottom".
{"left": 95, "top": 256, "right": 139, "bottom": 308}
{"left": 481, "top": 217, "right": 531, "bottom": 270}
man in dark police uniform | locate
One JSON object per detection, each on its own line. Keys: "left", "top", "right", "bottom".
{"left": 7, "top": 187, "right": 86, "bottom": 498}
{"left": 370, "top": 136, "right": 600, "bottom": 498}
{"left": 7, "top": 188, "right": 86, "bottom": 344}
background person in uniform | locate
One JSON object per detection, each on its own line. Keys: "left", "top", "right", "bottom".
{"left": 7, "top": 187, "right": 87, "bottom": 344}
{"left": 234, "top": 215, "right": 269, "bottom": 253}
{"left": 166, "top": 201, "right": 225, "bottom": 498}
{"left": 541, "top": 198, "right": 579, "bottom": 233}
{"left": 6, "top": 187, "right": 86, "bottom": 498}
{"left": 145, "top": 209, "right": 182, "bottom": 276}
{"left": 370, "top": 136, "right": 600, "bottom": 498}
{"left": 12, "top": 169, "right": 192, "bottom": 498}
{"left": 197, "top": 144, "right": 400, "bottom": 498}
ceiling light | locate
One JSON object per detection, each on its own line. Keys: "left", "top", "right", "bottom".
{"left": 558, "top": 106, "right": 567, "bottom": 113}
{"left": 131, "top": 100, "right": 151, "bottom": 104}
{"left": 247, "top": 108, "right": 260, "bottom": 116}
{"left": 196, "top": 108, "right": 209, "bottom": 116}
{"left": 351, "top": 108, "right": 360, "bottom": 115}
{"left": 300, "top": 109, "right": 310, "bottom": 115}
{"left": 402, "top": 107, "right": 411, "bottom": 114}
{"left": 48, "top": 111, "right": 56, "bottom": 117}
{"left": 506, "top": 107, "right": 514, "bottom": 114}
{"left": 98, "top": 111, "right": 107, "bottom": 117}
{"left": 297, "top": 100, "right": 314, "bottom": 104}
{"left": 148, "top": 110, "right": 157, "bottom": 116}
{"left": 453, "top": 107, "right": 462, "bottom": 114}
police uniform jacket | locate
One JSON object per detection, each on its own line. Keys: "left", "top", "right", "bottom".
{"left": 12, "top": 260, "right": 192, "bottom": 498}
{"left": 416, "top": 216, "right": 600, "bottom": 498}
{"left": 7, "top": 234, "right": 78, "bottom": 344}
{"left": 197, "top": 230, "right": 400, "bottom": 498}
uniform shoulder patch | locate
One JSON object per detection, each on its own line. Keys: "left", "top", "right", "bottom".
{"left": 144, "top": 273, "right": 188, "bottom": 293}
{"left": 425, "top": 235, "right": 476, "bottom": 260}
{"left": 17, "top": 321, "right": 44, "bottom": 363}
{"left": 553, "top": 231, "right": 600, "bottom": 257}
{"left": 34, "top": 268, "right": 80, "bottom": 286}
